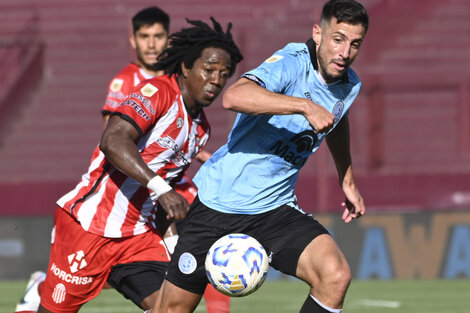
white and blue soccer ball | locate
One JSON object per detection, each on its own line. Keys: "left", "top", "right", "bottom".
{"left": 205, "top": 233, "right": 269, "bottom": 297}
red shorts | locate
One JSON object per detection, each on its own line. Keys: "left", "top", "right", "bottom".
{"left": 40, "top": 207, "right": 170, "bottom": 313}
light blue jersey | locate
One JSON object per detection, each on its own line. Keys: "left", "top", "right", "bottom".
{"left": 194, "top": 39, "right": 362, "bottom": 214}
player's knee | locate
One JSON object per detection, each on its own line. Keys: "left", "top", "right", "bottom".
{"left": 321, "top": 259, "right": 351, "bottom": 294}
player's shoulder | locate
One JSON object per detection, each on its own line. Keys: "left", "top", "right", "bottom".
{"left": 265, "top": 42, "right": 310, "bottom": 69}
{"left": 134, "top": 75, "right": 178, "bottom": 99}
{"left": 276, "top": 42, "right": 309, "bottom": 60}
{"left": 115, "top": 63, "right": 140, "bottom": 77}
{"left": 107, "top": 63, "right": 139, "bottom": 91}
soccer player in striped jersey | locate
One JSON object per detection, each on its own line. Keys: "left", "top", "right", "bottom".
{"left": 99, "top": 7, "right": 228, "bottom": 313}
{"left": 29, "top": 17, "right": 242, "bottom": 313}
{"left": 101, "top": 6, "right": 170, "bottom": 126}
{"left": 155, "top": 1, "right": 368, "bottom": 313}
{"left": 15, "top": 9, "right": 230, "bottom": 313}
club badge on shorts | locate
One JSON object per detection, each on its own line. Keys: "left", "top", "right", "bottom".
{"left": 178, "top": 252, "right": 197, "bottom": 274}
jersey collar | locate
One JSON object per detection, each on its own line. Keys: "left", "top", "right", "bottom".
{"left": 306, "top": 38, "right": 349, "bottom": 84}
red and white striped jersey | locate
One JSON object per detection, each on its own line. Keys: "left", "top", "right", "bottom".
{"left": 58, "top": 75, "right": 210, "bottom": 238}
{"left": 102, "top": 63, "right": 154, "bottom": 116}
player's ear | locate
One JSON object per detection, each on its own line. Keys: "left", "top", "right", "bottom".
{"left": 312, "top": 24, "right": 321, "bottom": 46}
{"left": 129, "top": 35, "right": 137, "bottom": 50}
{"left": 181, "top": 62, "right": 191, "bottom": 78}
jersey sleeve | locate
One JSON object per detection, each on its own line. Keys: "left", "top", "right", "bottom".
{"left": 113, "top": 80, "right": 171, "bottom": 136}
{"left": 102, "top": 74, "right": 134, "bottom": 116}
{"left": 242, "top": 45, "right": 305, "bottom": 93}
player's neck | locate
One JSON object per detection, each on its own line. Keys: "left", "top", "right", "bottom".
{"left": 141, "top": 67, "right": 164, "bottom": 77}
{"left": 135, "top": 60, "right": 164, "bottom": 77}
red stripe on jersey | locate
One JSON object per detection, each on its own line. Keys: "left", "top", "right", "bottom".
{"left": 119, "top": 186, "right": 150, "bottom": 236}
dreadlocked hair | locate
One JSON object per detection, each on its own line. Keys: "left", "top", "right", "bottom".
{"left": 155, "top": 17, "right": 243, "bottom": 77}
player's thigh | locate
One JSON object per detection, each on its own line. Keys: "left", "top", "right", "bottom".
{"left": 257, "top": 203, "right": 329, "bottom": 277}
{"left": 107, "top": 261, "right": 168, "bottom": 310}
{"left": 157, "top": 280, "right": 203, "bottom": 313}
{"left": 296, "top": 234, "right": 350, "bottom": 286}
{"left": 40, "top": 208, "right": 110, "bottom": 312}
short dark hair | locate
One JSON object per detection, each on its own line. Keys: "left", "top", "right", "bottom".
{"left": 132, "top": 6, "right": 170, "bottom": 34}
{"left": 156, "top": 17, "right": 243, "bottom": 77}
{"left": 321, "top": 0, "right": 369, "bottom": 33}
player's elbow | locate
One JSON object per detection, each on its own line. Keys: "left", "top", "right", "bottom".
{"left": 222, "top": 86, "right": 238, "bottom": 111}
{"left": 99, "top": 130, "right": 114, "bottom": 157}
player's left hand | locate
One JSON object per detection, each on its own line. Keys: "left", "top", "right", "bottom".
{"left": 341, "top": 185, "right": 365, "bottom": 223}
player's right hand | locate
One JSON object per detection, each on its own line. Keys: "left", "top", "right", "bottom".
{"left": 158, "top": 190, "right": 189, "bottom": 220}
{"left": 305, "top": 100, "right": 335, "bottom": 134}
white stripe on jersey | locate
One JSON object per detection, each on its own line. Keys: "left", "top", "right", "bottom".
{"left": 76, "top": 174, "right": 108, "bottom": 231}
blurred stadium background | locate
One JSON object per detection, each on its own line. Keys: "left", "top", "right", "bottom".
{"left": 0, "top": 0, "right": 469, "bottom": 287}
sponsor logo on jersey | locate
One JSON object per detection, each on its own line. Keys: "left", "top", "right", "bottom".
{"left": 105, "top": 99, "right": 120, "bottom": 109}
{"left": 107, "top": 91, "right": 126, "bottom": 100}
{"left": 123, "top": 100, "right": 151, "bottom": 121}
{"left": 50, "top": 263, "right": 93, "bottom": 285}
{"left": 130, "top": 93, "right": 156, "bottom": 115}
{"left": 265, "top": 55, "right": 283, "bottom": 63}
{"left": 288, "top": 48, "right": 308, "bottom": 57}
{"left": 332, "top": 100, "right": 344, "bottom": 123}
{"left": 141, "top": 83, "right": 158, "bottom": 97}
{"left": 110, "top": 79, "right": 124, "bottom": 92}
{"left": 179, "top": 252, "right": 197, "bottom": 274}
{"left": 68, "top": 250, "right": 87, "bottom": 273}
{"left": 52, "top": 283, "right": 66, "bottom": 304}
{"left": 157, "top": 136, "right": 179, "bottom": 153}
{"left": 269, "top": 130, "right": 317, "bottom": 167}
{"left": 173, "top": 151, "right": 190, "bottom": 167}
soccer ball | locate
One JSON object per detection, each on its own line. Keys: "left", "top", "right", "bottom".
{"left": 205, "top": 233, "right": 269, "bottom": 297}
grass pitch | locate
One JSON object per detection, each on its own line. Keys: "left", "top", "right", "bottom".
{"left": 1, "top": 279, "right": 469, "bottom": 312}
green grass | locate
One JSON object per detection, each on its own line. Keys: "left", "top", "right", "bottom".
{"left": 2, "top": 279, "right": 470, "bottom": 312}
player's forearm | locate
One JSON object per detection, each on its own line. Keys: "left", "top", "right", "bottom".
{"left": 222, "top": 78, "right": 310, "bottom": 116}
{"left": 100, "top": 135, "right": 156, "bottom": 187}
{"left": 326, "top": 116, "right": 352, "bottom": 185}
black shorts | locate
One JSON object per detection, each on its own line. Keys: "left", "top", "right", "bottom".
{"left": 165, "top": 196, "right": 330, "bottom": 295}
{"left": 107, "top": 261, "right": 168, "bottom": 309}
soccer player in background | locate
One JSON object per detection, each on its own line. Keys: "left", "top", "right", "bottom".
{"left": 153, "top": 1, "right": 368, "bottom": 312}
{"left": 16, "top": 16, "right": 242, "bottom": 313}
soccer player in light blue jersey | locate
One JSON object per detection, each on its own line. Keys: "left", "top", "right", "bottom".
{"left": 154, "top": 1, "right": 369, "bottom": 312}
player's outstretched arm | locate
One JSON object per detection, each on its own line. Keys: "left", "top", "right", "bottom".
{"left": 325, "top": 115, "right": 365, "bottom": 223}
{"left": 100, "top": 115, "right": 188, "bottom": 220}
{"left": 223, "top": 78, "right": 335, "bottom": 133}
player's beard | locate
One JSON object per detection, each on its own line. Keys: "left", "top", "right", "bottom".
{"left": 317, "top": 51, "right": 348, "bottom": 84}
{"left": 136, "top": 49, "right": 161, "bottom": 73}
{"left": 144, "top": 61, "right": 160, "bottom": 72}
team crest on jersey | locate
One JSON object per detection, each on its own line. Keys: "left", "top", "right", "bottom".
{"left": 110, "top": 78, "right": 123, "bottom": 92}
{"left": 332, "top": 100, "right": 344, "bottom": 123}
{"left": 52, "top": 283, "right": 66, "bottom": 304}
{"left": 140, "top": 83, "right": 158, "bottom": 97}
{"left": 176, "top": 117, "right": 184, "bottom": 128}
{"left": 265, "top": 55, "right": 283, "bottom": 63}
